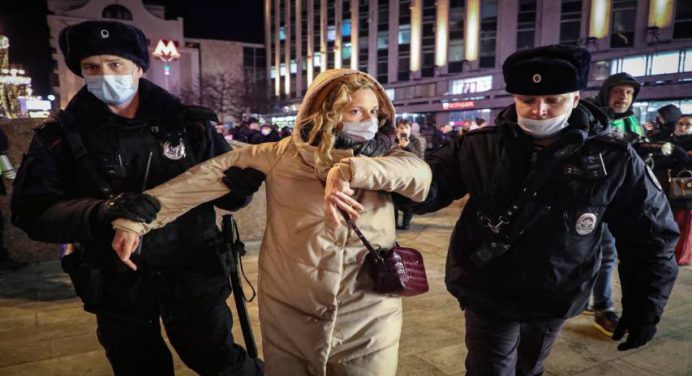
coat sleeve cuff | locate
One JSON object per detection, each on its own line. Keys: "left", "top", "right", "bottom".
{"left": 112, "top": 219, "right": 150, "bottom": 236}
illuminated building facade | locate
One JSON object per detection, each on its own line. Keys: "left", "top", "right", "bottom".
{"left": 47, "top": 0, "right": 267, "bottom": 122}
{"left": 267, "top": 0, "right": 692, "bottom": 127}
{"left": 0, "top": 35, "right": 38, "bottom": 119}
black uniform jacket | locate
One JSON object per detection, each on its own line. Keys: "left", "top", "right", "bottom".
{"left": 415, "top": 101, "right": 679, "bottom": 323}
{"left": 11, "top": 79, "right": 249, "bottom": 321}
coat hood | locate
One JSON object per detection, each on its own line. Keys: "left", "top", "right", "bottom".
{"left": 594, "top": 72, "right": 641, "bottom": 117}
{"left": 292, "top": 69, "right": 396, "bottom": 147}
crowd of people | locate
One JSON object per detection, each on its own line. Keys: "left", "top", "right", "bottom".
{"left": 214, "top": 117, "right": 292, "bottom": 145}
{"left": 6, "top": 19, "right": 687, "bottom": 376}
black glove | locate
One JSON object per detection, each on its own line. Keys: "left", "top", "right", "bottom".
{"left": 222, "top": 167, "right": 265, "bottom": 196}
{"left": 612, "top": 313, "right": 657, "bottom": 351}
{"left": 98, "top": 193, "right": 161, "bottom": 224}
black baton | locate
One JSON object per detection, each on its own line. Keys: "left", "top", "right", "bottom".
{"left": 222, "top": 215, "right": 258, "bottom": 359}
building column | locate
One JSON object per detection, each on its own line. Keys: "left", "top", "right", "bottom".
{"left": 335, "top": 0, "right": 343, "bottom": 69}
{"left": 496, "top": 0, "right": 518, "bottom": 67}
{"left": 368, "top": 0, "right": 377, "bottom": 76}
{"left": 435, "top": 0, "right": 449, "bottom": 75}
{"left": 537, "top": 0, "right": 561, "bottom": 46}
{"left": 285, "top": 0, "right": 292, "bottom": 96}
{"left": 320, "top": 0, "right": 328, "bottom": 72}
{"left": 264, "top": 0, "right": 272, "bottom": 98}
{"left": 295, "top": 0, "right": 303, "bottom": 96}
{"left": 587, "top": 0, "right": 612, "bottom": 50}
{"left": 307, "top": 0, "right": 315, "bottom": 85}
{"left": 274, "top": 0, "right": 281, "bottom": 97}
{"left": 410, "top": 0, "right": 422, "bottom": 79}
{"left": 464, "top": 0, "right": 480, "bottom": 69}
{"left": 387, "top": 0, "right": 399, "bottom": 83}
{"left": 350, "top": 0, "right": 359, "bottom": 70}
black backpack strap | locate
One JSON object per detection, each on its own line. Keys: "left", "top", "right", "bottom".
{"left": 57, "top": 118, "right": 115, "bottom": 199}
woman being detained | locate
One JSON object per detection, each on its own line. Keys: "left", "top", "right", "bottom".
{"left": 110, "top": 69, "right": 432, "bottom": 376}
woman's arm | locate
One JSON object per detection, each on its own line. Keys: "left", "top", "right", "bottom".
{"left": 332, "top": 148, "right": 432, "bottom": 202}
{"left": 112, "top": 142, "right": 280, "bottom": 236}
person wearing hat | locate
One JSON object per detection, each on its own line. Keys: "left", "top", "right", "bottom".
{"left": 413, "top": 44, "right": 679, "bottom": 374}
{"left": 11, "top": 21, "right": 261, "bottom": 375}
{"left": 587, "top": 72, "right": 644, "bottom": 143}
{"left": 649, "top": 104, "right": 683, "bottom": 142}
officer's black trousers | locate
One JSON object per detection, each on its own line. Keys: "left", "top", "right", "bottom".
{"left": 96, "top": 301, "right": 258, "bottom": 376}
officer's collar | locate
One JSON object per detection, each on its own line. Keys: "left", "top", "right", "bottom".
{"left": 62, "top": 78, "right": 186, "bottom": 132}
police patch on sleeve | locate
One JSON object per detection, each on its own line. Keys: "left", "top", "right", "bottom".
{"left": 645, "top": 165, "right": 662, "bottom": 191}
{"left": 575, "top": 213, "right": 597, "bottom": 235}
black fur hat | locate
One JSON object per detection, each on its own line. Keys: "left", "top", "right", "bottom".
{"left": 59, "top": 20, "right": 150, "bottom": 77}
{"left": 503, "top": 44, "right": 591, "bottom": 95}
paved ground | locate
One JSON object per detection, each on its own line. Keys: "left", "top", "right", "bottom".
{"left": 0, "top": 200, "right": 691, "bottom": 375}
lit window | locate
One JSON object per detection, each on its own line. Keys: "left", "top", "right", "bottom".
{"left": 343, "top": 20, "right": 352, "bottom": 37}
{"left": 385, "top": 88, "right": 395, "bottom": 100}
{"left": 399, "top": 25, "right": 411, "bottom": 44}
{"left": 290, "top": 60, "right": 297, "bottom": 74}
{"left": 377, "top": 31, "right": 388, "bottom": 50}
{"left": 327, "top": 26, "right": 336, "bottom": 41}
{"left": 314, "top": 52, "right": 321, "bottom": 67}
{"left": 621, "top": 55, "right": 647, "bottom": 77}
{"left": 280, "top": 63, "right": 286, "bottom": 76}
{"left": 279, "top": 27, "right": 286, "bottom": 41}
{"left": 685, "top": 49, "right": 692, "bottom": 72}
{"left": 651, "top": 51, "right": 680, "bottom": 75}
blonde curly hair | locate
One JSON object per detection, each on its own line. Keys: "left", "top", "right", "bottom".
{"left": 296, "top": 74, "right": 390, "bottom": 170}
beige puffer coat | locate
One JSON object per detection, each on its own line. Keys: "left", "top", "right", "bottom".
{"left": 113, "top": 69, "right": 432, "bottom": 375}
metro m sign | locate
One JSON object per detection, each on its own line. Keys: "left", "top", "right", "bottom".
{"left": 153, "top": 40, "right": 181, "bottom": 62}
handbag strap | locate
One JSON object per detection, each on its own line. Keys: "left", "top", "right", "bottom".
{"left": 338, "top": 209, "right": 385, "bottom": 264}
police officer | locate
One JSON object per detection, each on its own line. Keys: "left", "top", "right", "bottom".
{"left": 414, "top": 45, "right": 679, "bottom": 375}
{"left": 11, "top": 21, "right": 260, "bottom": 376}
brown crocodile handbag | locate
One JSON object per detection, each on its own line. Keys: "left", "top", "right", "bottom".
{"left": 341, "top": 211, "right": 429, "bottom": 297}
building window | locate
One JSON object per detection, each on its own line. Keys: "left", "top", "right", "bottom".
{"left": 279, "top": 27, "right": 286, "bottom": 41}
{"left": 560, "top": 0, "right": 582, "bottom": 45}
{"left": 685, "top": 49, "right": 692, "bottom": 72}
{"left": 450, "top": 75, "right": 493, "bottom": 95}
{"left": 674, "top": 1, "right": 692, "bottom": 39}
{"left": 610, "top": 0, "right": 637, "bottom": 48}
{"left": 651, "top": 50, "right": 681, "bottom": 75}
{"left": 516, "top": 0, "right": 536, "bottom": 50}
{"left": 377, "top": 31, "right": 388, "bottom": 50}
{"left": 479, "top": 0, "right": 498, "bottom": 68}
{"left": 342, "top": 43, "right": 351, "bottom": 60}
{"left": 590, "top": 60, "right": 611, "bottom": 81}
{"left": 102, "top": 4, "right": 133, "bottom": 20}
{"left": 399, "top": 25, "right": 411, "bottom": 44}
{"left": 385, "top": 88, "right": 395, "bottom": 100}
{"left": 448, "top": 1, "right": 465, "bottom": 73}
{"left": 607, "top": 49, "right": 690, "bottom": 77}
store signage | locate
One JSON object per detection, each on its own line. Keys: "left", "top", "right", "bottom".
{"left": 442, "top": 101, "right": 475, "bottom": 110}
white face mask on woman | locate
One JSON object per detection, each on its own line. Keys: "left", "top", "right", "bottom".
{"left": 341, "top": 118, "right": 379, "bottom": 142}
{"left": 85, "top": 73, "right": 137, "bottom": 105}
{"left": 517, "top": 109, "right": 572, "bottom": 139}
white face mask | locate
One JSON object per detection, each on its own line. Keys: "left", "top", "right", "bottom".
{"left": 517, "top": 109, "right": 573, "bottom": 139}
{"left": 261, "top": 128, "right": 271, "bottom": 136}
{"left": 85, "top": 74, "right": 137, "bottom": 105}
{"left": 341, "top": 118, "right": 379, "bottom": 142}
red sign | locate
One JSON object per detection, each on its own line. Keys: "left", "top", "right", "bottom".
{"left": 442, "top": 101, "right": 475, "bottom": 110}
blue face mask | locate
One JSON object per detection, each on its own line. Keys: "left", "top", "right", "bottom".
{"left": 85, "top": 74, "right": 137, "bottom": 105}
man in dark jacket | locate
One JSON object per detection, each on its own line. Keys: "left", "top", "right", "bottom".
{"left": 415, "top": 45, "right": 679, "bottom": 375}
{"left": 11, "top": 21, "right": 261, "bottom": 376}
{"left": 581, "top": 72, "right": 644, "bottom": 336}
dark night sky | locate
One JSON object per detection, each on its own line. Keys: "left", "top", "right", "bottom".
{"left": 0, "top": 1, "right": 264, "bottom": 97}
